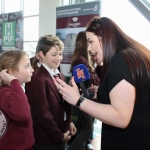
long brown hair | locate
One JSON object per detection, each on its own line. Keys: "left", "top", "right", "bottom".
{"left": 31, "top": 56, "right": 40, "bottom": 74}
{"left": 86, "top": 16, "right": 150, "bottom": 99}
{"left": 70, "top": 31, "right": 94, "bottom": 72}
{"left": 0, "top": 50, "right": 27, "bottom": 87}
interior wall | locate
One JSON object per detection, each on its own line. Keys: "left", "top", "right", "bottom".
{"left": 39, "top": 0, "right": 60, "bottom": 37}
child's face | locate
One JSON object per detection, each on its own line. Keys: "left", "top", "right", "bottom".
{"left": 42, "top": 46, "right": 63, "bottom": 71}
{"left": 14, "top": 55, "right": 34, "bottom": 84}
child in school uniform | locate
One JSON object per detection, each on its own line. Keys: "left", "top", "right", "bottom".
{"left": 28, "top": 35, "right": 76, "bottom": 150}
{"left": 0, "top": 50, "right": 34, "bottom": 150}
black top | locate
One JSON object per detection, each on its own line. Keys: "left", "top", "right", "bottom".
{"left": 99, "top": 52, "right": 150, "bottom": 150}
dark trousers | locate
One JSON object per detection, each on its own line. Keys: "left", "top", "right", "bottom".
{"left": 68, "top": 110, "right": 93, "bottom": 150}
{"left": 35, "top": 141, "right": 65, "bottom": 150}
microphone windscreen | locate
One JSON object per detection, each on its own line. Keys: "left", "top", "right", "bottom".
{"left": 73, "top": 64, "right": 90, "bottom": 83}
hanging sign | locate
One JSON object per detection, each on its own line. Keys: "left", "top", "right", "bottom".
{"left": 2, "top": 21, "right": 16, "bottom": 50}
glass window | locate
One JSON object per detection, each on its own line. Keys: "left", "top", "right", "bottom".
{"left": 4, "top": 0, "right": 21, "bottom": 13}
{"left": 24, "top": 0, "right": 39, "bottom": 16}
{"left": 62, "top": 0, "right": 87, "bottom": 5}
{"left": 23, "top": 41, "right": 37, "bottom": 57}
{"left": 24, "top": 16, "right": 39, "bottom": 41}
{"left": 71, "top": 0, "right": 85, "bottom": 4}
{"left": 62, "top": 0, "right": 69, "bottom": 5}
{"left": 0, "top": 0, "right": 1, "bottom": 14}
{"left": 86, "top": 0, "right": 96, "bottom": 2}
{"left": 129, "top": 0, "right": 150, "bottom": 22}
{"left": 140, "top": 0, "right": 150, "bottom": 10}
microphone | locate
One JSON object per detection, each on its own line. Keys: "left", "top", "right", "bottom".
{"left": 73, "top": 64, "right": 94, "bottom": 99}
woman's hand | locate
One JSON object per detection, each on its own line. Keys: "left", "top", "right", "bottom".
{"left": 0, "top": 69, "right": 17, "bottom": 84}
{"left": 54, "top": 77, "right": 81, "bottom": 106}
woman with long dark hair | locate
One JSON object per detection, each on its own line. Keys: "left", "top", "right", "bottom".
{"left": 54, "top": 17, "right": 150, "bottom": 149}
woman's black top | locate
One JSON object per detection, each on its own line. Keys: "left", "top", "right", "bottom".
{"left": 99, "top": 52, "right": 150, "bottom": 150}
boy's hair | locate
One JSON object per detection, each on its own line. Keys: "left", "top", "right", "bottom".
{"left": 0, "top": 50, "right": 27, "bottom": 87}
{"left": 36, "top": 35, "right": 64, "bottom": 55}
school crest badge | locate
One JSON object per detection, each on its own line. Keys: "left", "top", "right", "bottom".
{"left": 0, "top": 111, "right": 7, "bottom": 138}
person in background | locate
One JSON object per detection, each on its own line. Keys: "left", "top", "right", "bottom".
{"left": 68, "top": 31, "right": 100, "bottom": 150}
{"left": 25, "top": 52, "right": 42, "bottom": 98}
{"left": 0, "top": 50, "right": 34, "bottom": 150}
{"left": 53, "top": 16, "right": 150, "bottom": 149}
{"left": 28, "top": 35, "right": 76, "bottom": 150}
{"left": 90, "top": 51, "right": 103, "bottom": 80}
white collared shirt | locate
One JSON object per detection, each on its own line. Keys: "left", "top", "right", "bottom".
{"left": 42, "top": 63, "right": 66, "bottom": 121}
{"left": 42, "top": 63, "right": 60, "bottom": 79}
